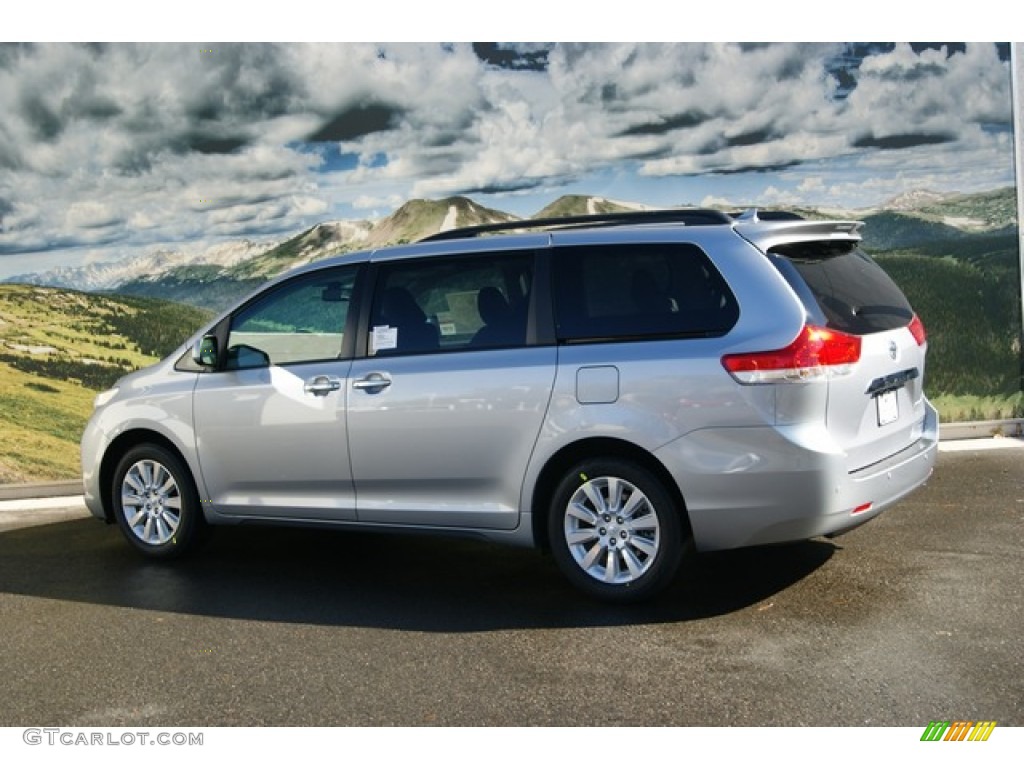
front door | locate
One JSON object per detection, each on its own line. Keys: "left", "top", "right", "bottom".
{"left": 193, "top": 265, "right": 361, "bottom": 520}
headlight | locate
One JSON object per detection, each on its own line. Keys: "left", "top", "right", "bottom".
{"left": 93, "top": 387, "right": 119, "bottom": 410}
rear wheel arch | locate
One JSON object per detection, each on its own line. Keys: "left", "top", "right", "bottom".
{"left": 530, "top": 437, "right": 692, "bottom": 552}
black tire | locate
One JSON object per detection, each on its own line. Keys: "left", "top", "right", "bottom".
{"left": 548, "top": 458, "right": 686, "bottom": 603}
{"left": 111, "top": 444, "right": 205, "bottom": 559}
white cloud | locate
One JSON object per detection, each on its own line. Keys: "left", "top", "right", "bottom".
{"left": 352, "top": 193, "right": 406, "bottom": 211}
{"left": 0, "top": 42, "right": 1015, "bottom": 276}
{"left": 798, "top": 177, "right": 825, "bottom": 194}
{"left": 66, "top": 201, "right": 121, "bottom": 229}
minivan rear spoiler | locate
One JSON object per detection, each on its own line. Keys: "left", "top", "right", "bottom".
{"left": 733, "top": 219, "right": 864, "bottom": 252}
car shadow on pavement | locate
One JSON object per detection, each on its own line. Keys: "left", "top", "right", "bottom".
{"left": 0, "top": 518, "right": 837, "bottom": 631}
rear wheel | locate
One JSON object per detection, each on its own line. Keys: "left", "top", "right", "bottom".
{"left": 548, "top": 458, "right": 686, "bottom": 602}
{"left": 112, "top": 444, "right": 205, "bottom": 559}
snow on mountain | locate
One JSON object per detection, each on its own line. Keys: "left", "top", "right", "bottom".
{"left": 585, "top": 196, "right": 649, "bottom": 214}
{"left": 8, "top": 219, "right": 375, "bottom": 292}
{"left": 440, "top": 204, "right": 460, "bottom": 232}
{"left": 881, "top": 190, "right": 954, "bottom": 211}
{"left": 9, "top": 238, "right": 278, "bottom": 291}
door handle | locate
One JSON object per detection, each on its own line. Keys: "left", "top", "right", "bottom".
{"left": 303, "top": 375, "right": 343, "bottom": 396}
{"left": 352, "top": 373, "right": 392, "bottom": 392}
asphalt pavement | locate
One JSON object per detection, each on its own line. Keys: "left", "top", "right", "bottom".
{"left": 0, "top": 439, "right": 1021, "bottom": 726}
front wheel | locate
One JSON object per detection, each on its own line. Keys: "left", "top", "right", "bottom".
{"left": 548, "top": 459, "right": 686, "bottom": 602}
{"left": 112, "top": 444, "right": 205, "bottom": 559}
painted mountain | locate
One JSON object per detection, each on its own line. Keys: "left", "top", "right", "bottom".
{"left": 5, "top": 187, "right": 1021, "bottom": 426}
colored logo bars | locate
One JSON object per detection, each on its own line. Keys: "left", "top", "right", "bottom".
{"left": 920, "top": 721, "right": 997, "bottom": 742}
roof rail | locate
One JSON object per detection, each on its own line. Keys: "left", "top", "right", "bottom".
{"left": 419, "top": 208, "right": 734, "bottom": 242}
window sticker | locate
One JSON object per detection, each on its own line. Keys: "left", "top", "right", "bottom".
{"left": 371, "top": 325, "right": 398, "bottom": 354}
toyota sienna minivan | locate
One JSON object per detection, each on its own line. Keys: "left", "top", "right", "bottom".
{"left": 82, "top": 209, "right": 938, "bottom": 601}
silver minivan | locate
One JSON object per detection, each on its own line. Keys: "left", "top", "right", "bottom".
{"left": 81, "top": 209, "right": 938, "bottom": 601}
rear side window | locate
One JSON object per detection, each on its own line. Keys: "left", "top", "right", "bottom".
{"left": 770, "top": 242, "right": 913, "bottom": 335}
{"left": 552, "top": 244, "right": 738, "bottom": 342}
{"left": 369, "top": 251, "right": 534, "bottom": 356}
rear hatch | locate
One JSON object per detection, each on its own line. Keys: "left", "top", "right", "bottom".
{"left": 768, "top": 240, "right": 928, "bottom": 471}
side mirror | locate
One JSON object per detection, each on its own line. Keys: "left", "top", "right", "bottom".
{"left": 193, "top": 334, "right": 219, "bottom": 368}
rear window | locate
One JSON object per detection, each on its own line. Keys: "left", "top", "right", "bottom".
{"left": 552, "top": 243, "right": 739, "bottom": 342}
{"left": 770, "top": 241, "right": 913, "bottom": 335}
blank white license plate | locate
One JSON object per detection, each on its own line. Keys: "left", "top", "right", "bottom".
{"left": 876, "top": 389, "right": 899, "bottom": 426}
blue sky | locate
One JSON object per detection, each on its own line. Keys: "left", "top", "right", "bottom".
{"left": 0, "top": 41, "right": 1015, "bottom": 278}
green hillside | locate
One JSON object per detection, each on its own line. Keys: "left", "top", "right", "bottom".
{"left": 0, "top": 285, "right": 210, "bottom": 482}
{"left": 859, "top": 212, "right": 977, "bottom": 251}
{"left": 915, "top": 188, "right": 1018, "bottom": 230}
{"left": 119, "top": 265, "right": 262, "bottom": 313}
{"left": 874, "top": 241, "right": 1022, "bottom": 421}
{"left": 226, "top": 223, "right": 363, "bottom": 280}
{"left": 875, "top": 254, "right": 1018, "bottom": 389}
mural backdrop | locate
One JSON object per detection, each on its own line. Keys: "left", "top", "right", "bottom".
{"left": 0, "top": 42, "right": 1019, "bottom": 482}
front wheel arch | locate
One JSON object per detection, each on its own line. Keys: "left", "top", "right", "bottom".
{"left": 99, "top": 430, "right": 197, "bottom": 524}
{"left": 110, "top": 442, "right": 206, "bottom": 558}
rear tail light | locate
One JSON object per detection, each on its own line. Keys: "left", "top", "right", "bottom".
{"left": 721, "top": 324, "right": 862, "bottom": 384}
{"left": 907, "top": 314, "right": 926, "bottom": 346}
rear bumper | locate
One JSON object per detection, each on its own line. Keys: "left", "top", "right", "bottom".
{"left": 827, "top": 403, "right": 939, "bottom": 534}
{"left": 655, "top": 399, "right": 939, "bottom": 551}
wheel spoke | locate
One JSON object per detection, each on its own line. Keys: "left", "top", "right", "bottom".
{"left": 580, "top": 542, "right": 603, "bottom": 571}
{"left": 603, "top": 550, "right": 619, "bottom": 582}
{"left": 568, "top": 501, "right": 598, "bottom": 525}
{"left": 628, "top": 512, "right": 658, "bottom": 532}
{"left": 621, "top": 490, "right": 646, "bottom": 519}
{"left": 127, "top": 509, "right": 146, "bottom": 527}
{"left": 122, "top": 492, "right": 144, "bottom": 507}
{"left": 163, "top": 495, "right": 182, "bottom": 511}
{"left": 622, "top": 547, "right": 646, "bottom": 577}
{"left": 606, "top": 477, "right": 622, "bottom": 513}
{"left": 124, "top": 473, "right": 145, "bottom": 495}
{"left": 629, "top": 534, "right": 658, "bottom": 557}
{"left": 580, "top": 482, "right": 606, "bottom": 514}
{"left": 566, "top": 528, "right": 598, "bottom": 545}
